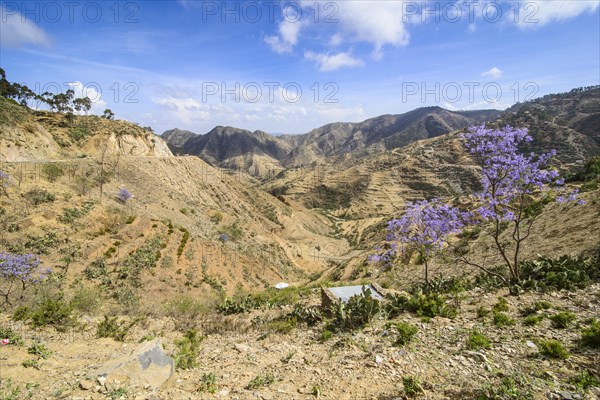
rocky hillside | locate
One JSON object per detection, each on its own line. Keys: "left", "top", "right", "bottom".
{"left": 163, "top": 87, "right": 600, "bottom": 172}
{"left": 490, "top": 86, "right": 600, "bottom": 165}
{"left": 0, "top": 98, "right": 172, "bottom": 162}
{"left": 161, "top": 107, "right": 500, "bottom": 169}
{"left": 162, "top": 126, "right": 292, "bottom": 176}
{"left": 281, "top": 107, "right": 501, "bottom": 166}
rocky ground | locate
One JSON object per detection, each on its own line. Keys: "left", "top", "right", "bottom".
{"left": 1, "top": 284, "right": 598, "bottom": 400}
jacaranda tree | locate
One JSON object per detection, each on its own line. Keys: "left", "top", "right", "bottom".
{"left": 368, "top": 199, "right": 467, "bottom": 284}
{"left": 0, "top": 170, "right": 10, "bottom": 195}
{"left": 461, "top": 125, "right": 580, "bottom": 286}
{"left": 117, "top": 187, "right": 133, "bottom": 203}
{"left": 0, "top": 252, "right": 51, "bottom": 306}
{"left": 371, "top": 125, "right": 581, "bottom": 288}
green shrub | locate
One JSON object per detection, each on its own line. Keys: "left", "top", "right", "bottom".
{"left": 217, "top": 296, "right": 256, "bottom": 315}
{"left": 221, "top": 221, "right": 243, "bottom": 241}
{"left": 197, "top": 373, "right": 217, "bottom": 394}
{"left": 534, "top": 301, "right": 552, "bottom": 310}
{"left": 85, "top": 258, "right": 108, "bottom": 280}
{"left": 24, "top": 232, "right": 60, "bottom": 255}
{"left": 406, "top": 292, "right": 457, "bottom": 319}
{"left": 177, "top": 228, "right": 190, "bottom": 258}
{"left": 265, "top": 318, "right": 297, "bottom": 334}
{"left": 567, "top": 156, "right": 600, "bottom": 190}
{"left": 59, "top": 203, "right": 94, "bottom": 224}
{"left": 160, "top": 255, "right": 173, "bottom": 269}
{"left": 288, "top": 303, "right": 322, "bottom": 326}
{"left": 11, "top": 306, "right": 30, "bottom": 322}
{"left": 96, "top": 316, "right": 136, "bottom": 342}
{"left": 492, "top": 312, "right": 515, "bottom": 327}
{"left": 476, "top": 307, "right": 491, "bottom": 319}
{"left": 327, "top": 287, "right": 381, "bottom": 331}
{"left": 29, "top": 294, "right": 74, "bottom": 330}
{"left": 139, "top": 334, "right": 155, "bottom": 343}
{"left": 385, "top": 291, "right": 457, "bottom": 319}
{"left": 492, "top": 298, "right": 509, "bottom": 312}
{"left": 466, "top": 330, "right": 491, "bottom": 350}
{"left": 21, "top": 358, "right": 39, "bottom": 368}
{"left": 402, "top": 376, "right": 423, "bottom": 397}
{"left": 0, "top": 378, "right": 38, "bottom": 400}
{"left": 473, "top": 265, "right": 508, "bottom": 291}
{"left": 519, "top": 255, "right": 600, "bottom": 292}
{"left": 549, "top": 311, "right": 576, "bottom": 329}
{"left": 107, "top": 387, "right": 128, "bottom": 400}
{"left": 27, "top": 342, "right": 52, "bottom": 359}
{"left": 217, "top": 287, "right": 308, "bottom": 315}
{"left": 246, "top": 373, "right": 277, "bottom": 389}
{"left": 68, "top": 126, "right": 89, "bottom": 142}
{"left": 412, "top": 275, "right": 473, "bottom": 295}
{"left": 70, "top": 287, "right": 101, "bottom": 314}
{"left": 538, "top": 339, "right": 569, "bottom": 359}
{"left": 580, "top": 319, "right": 600, "bottom": 348}
{"left": 0, "top": 326, "right": 24, "bottom": 346}
{"left": 568, "top": 370, "right": 599, "bottom": 392}
{"left": 117, "top": 236, "right": 164, "bottom": 287}
{"left": 42, "top": 164, "right": 64, "bottom": 182}
{"left": 26, "top": 188, "right": 55, "bottom": 205}
{"left": 477, "top": 376, "right": 534, "bottom": 400}
{"left": 311, "top": 385, "right": 324, "bottom": 397}
{"left": 386, "top": 321, "right": 418, "bottom": 346}
{"left": 175, "top": 328, "right": 203, "bottom": 370}
{"left": 522, "top": 315, "right": 544, "bottom": 326}
{"left": 319, "top": 329, "right": 334, "bottom": 342}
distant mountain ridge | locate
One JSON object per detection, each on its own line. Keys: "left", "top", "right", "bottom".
{"left": 162, "top": 107, "right": 500, "bottom": 170}
{"left": 162, "top": 86, "right": 600, "bottom": 171}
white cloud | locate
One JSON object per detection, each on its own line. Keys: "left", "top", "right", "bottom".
{"left": 304, "top": 50, "right": 364, "bottom": 72}
{"left": 481, "top": 67, "right": 503, "bottom": 79}
{"left": 264, "top": 13, "right": 305, "bottom": 53}
{"left": 0, "top": 5, "right": 52, "bottom": 48}
{"left": 153, "top": 96, "right": 210, "bottom": 123}
{"left": 67, "top": 81, "right": 107, "bottom": 115}
{"left": 265, "top": 1, "right": 412, "bottom": 61}
{"left": 335, "top": 1, "right": 411, "bottom": 55}
{"left": 515, "top": 0, "right": 599, "bottom": 27}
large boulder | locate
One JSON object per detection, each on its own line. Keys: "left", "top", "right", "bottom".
{"left": 87, "top": 339, "right": 174, "bottom": 392}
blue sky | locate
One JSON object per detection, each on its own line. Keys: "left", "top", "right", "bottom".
{"left": 1, "top": 0, "right": 599, "bottom": 134}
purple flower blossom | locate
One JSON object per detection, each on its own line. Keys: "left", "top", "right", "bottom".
{"left": 219, "top": 233, "right": 229, "bottom": 242}
{"left": 0, "top": 171, "right": 10, "bottom": 191}
{"left": 369, "top": 199, "right": 467, "bottom": 271}
{"left": 462, "top": 125, "right": 579, "bottom": 222}
{"left": 0, "top": 252, "right": 50, "bottom": 284}
{"left": 116, "top": 188, "right": 133, "bottom": 203}
{"left": 0, "top": 252, "right": 51, "bottom": 305}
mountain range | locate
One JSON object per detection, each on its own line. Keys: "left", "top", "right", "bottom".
{"left": 162, "top": 107, "right": 503, "bottom": 172}
{"left": 162, "top": 87, "right": 600, "bottom": 175}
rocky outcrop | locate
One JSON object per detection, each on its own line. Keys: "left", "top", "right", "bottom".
{"left": 87, "top": 339, "right": 174, "bottom": 392}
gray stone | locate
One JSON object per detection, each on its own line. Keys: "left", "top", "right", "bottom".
{"left": 234, "top": 343, "right": 252, "bottom": 353}
{"left": 79, "top": 380, "right": 94, "bottom": 390}
{"left": 87, "top": 339, "right": 174, "bottom": 392}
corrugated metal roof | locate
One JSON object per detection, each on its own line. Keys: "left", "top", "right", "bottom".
{"left": 327, "top": 285, "right": 383, "bottom": 303}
